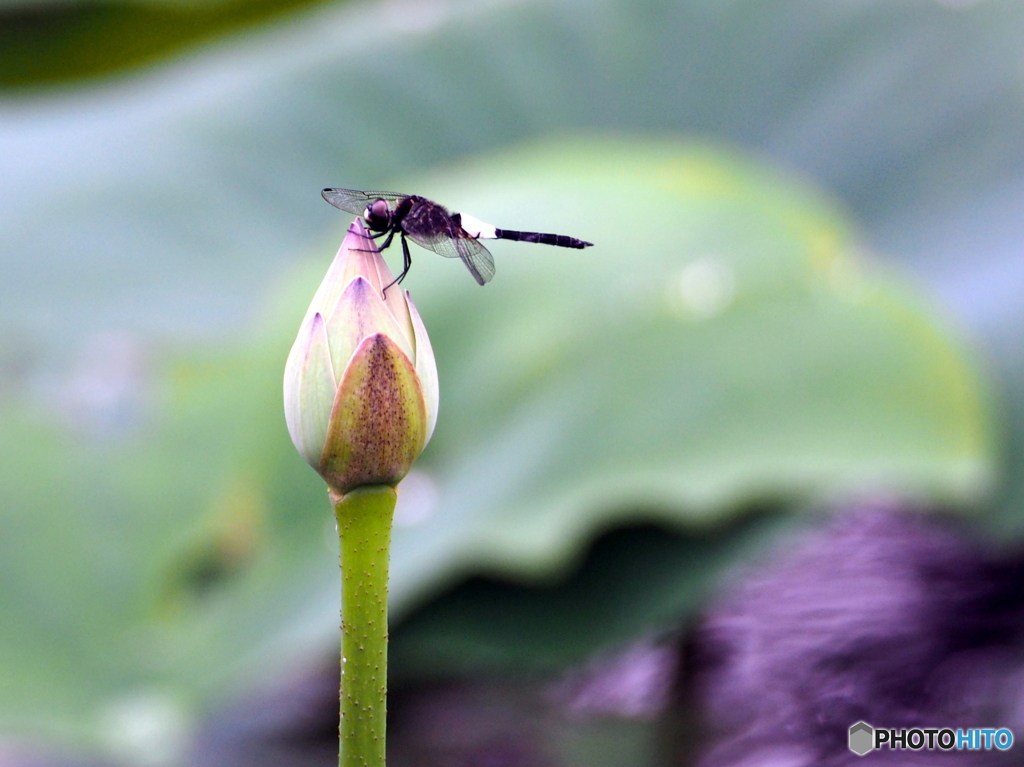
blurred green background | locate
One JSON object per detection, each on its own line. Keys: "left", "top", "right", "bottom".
{"left": 1, "top": 0, "right": 1022, "bottom": 765}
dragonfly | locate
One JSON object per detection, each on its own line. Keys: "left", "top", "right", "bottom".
{"left": 321, "top": 188, "right": 593, "bottom": 287}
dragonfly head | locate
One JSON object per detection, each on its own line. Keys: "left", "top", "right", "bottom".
{"left": 363, "top": 199, "right": 392, "bottom": 233}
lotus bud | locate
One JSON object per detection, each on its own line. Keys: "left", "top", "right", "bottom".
{"left": 284, "top": 219, "right": 439, "bottom": 495}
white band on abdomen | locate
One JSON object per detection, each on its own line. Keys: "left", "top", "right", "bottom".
{"left": 458, "top": 212, "right": 498, "bottom": 240}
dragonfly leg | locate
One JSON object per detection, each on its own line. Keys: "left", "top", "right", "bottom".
{"left": 348, "top": 224, "right": 382, "bottom": 253}
{"left": 381, "top": 234, "right": 412, "bottom": 296}
{"left": 397, "top": 234, "right": 412, "bottom": 284}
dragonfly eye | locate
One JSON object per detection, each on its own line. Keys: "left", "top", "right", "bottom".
{"left": 363, "top": 199, "right": 392, "bottom": 231}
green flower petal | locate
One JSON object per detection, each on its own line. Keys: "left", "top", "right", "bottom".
{"left": 406, "top": 290, "right": 439, "bottom": 444}
{"left": 283, "top": 312, "right": 337, "bottom": 467}
{"left": 319, "top": 333, "right": 428, "bottom": 495}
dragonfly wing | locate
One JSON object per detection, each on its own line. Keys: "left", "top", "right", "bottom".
{"left": 408, "top": 230, "right": 496, "bottom": 286}
{"left": 321, "top": 189, "right": 407, "bottom": 215}
{"left": 455, "top": 236, "right": 496, "bottom": 285}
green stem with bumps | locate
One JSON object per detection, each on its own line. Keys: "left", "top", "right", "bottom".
{"left": 333, "top": 484, "right": 396, "bottom": 767}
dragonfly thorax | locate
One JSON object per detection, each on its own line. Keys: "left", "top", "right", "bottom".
{"left": 363, "top": 199, "right": 393, "bottom": 232}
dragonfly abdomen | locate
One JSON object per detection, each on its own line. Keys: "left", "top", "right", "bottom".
{"left": 494, "top": 229, "right": 592, "bottom": 249}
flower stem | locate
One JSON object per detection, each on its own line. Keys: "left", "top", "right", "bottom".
{"left": 332, "top": 484, "right": 396, "bottom": 767}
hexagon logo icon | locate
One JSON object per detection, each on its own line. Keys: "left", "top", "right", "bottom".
{"left": 849, "top": 721, "right": 874, "bottom": 756}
